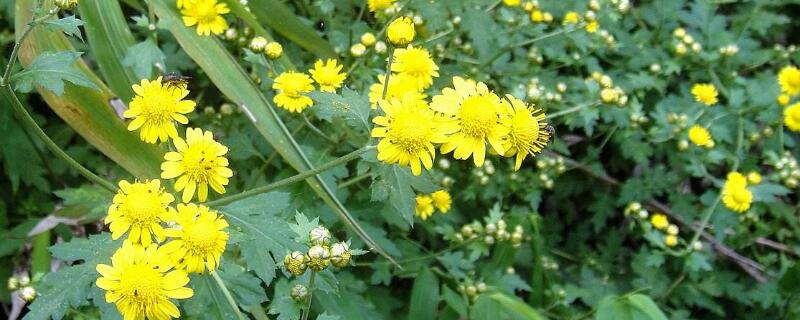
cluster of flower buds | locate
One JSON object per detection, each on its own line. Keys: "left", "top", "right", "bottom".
{"left": 527, "top": 47, "right": 544, "bottom": 64}
{"left": 625, "top": 203, "right": 681, "bottom": 247}
{"left": 534, "top": 156, "right": 566, "bottom": 189}
{"left": 7, "top": 273, "right": 36, "bottom": 302}
{"left": 526, "top": 2, "right": 554, "bottom": 24}
{"left": 610, "top": 0, "right": 631, "bottom": 13}
{"left": 588, "top": 72, "right": 628, "bottom": 106}
{"left": 673, "top": 27, "right": 702, "bottom": 55}
{"left": 774, "top": 44, "right": 798, "bottom": 59}
{"left": 596, "top": 29, "right": 617, "bottom": 47}
{"left": 459, "top": 279, "right": 488, "bottom": 302}
{"left": 55, "top": 0, "right": 78, "bottom": 10}
{"left": 284, "top": 226, "right": 352, "bottom": 276}
{"left": 769, "top": 151, "right": 800, "bottom": 188}
{"left": 473, "top": 160, "right": 496, "bottom": 185}
{"left": 455, "top": 219, "right": 526, "bottom": 247}
{"left": 629, "top": 110, "right": 649, "bottom": 128}
{"left": 247, "top": 36, "right": 283, "bottom": 60}
{"left": 719, "top": 44, "right": 739, "bottom": 57}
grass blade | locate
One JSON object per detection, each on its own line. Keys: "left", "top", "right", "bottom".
{"left": 218, "top": 0, "right": 295, "bottom": 70}
{"left": 148, "top": 0, "right": 397, "bottom": 266}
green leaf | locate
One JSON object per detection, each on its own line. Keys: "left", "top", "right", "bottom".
{"left": 371, "top": 165, "right": 439, "bottom": 225}
{"left": 626, "top": 294, "right": 669, "bottom": 320}
{"left": 408, "top": 268, "right": 440, "bottom": 320}
{"left": 122, "top": 39, "right": 166, "bottom": 80}
{"left": 309, "top": 88, "right": 372, "bottom": 133}
{"left": 289, "top": 211, "right": 319, "bottom": 245}
{"left": 12, "top": 51, "right": 99, "bottom": 96}
{"left": 486, "top": 292, "right": 547, "bottom": 320}
{"left": 267, "top": 278, "right": 302, "bottom": 320}
{"left": 246, "top": 0, "right": 336, "bottom": 59}
{"left": 317, "top": 313, "right": 341, "bottom": 320}
{"left": 596, "top": 294, "right": 667, "bottom": 320}
{"left": 217, "top": 263, "right": 269, "bottom": 307}
{"left": 43, "top": 16, "right": 84, "bottom": 40}
{"left": 0, "top": 96, "right": 48, "bottom": 192}
{"left": 184, "top": 274, "right": 238, "bottom": 320}
{"left": 750, "top": 182, "right": 791, "bottom": 203}
{"left": 53, "top": 184, "right": 112, "bottom": 220}
{"left": 221, "top": 192, "right": 301, "bottom": 286}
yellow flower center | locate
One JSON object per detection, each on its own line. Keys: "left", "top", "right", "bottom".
{"left": 183, "top": 223, "right": 218, "bottom": 255}
{"left": 732, "top": 188, "right": 750, "bottom": 203}
{"left": 139, "top": 88, "right": 178, "bottom": 126}
{"left": 510, "top": 111, "right": 538, "bottom": 149}
{"left": 459, "top": 95, "right": 497, "bottom": 138}
{"left": 122, "top": 189, "right": 163, "bottom": 226}
{"left": 192, "top": 1, "right": 219, "bottom": 24}
{"left": 399, "top": 49, "right": 431, "bottom": 76}
{"left": 181, "top": 145, "right": 219, "bottom": 184}
{"left": 388, "top": 109, "right": 430, "bottom": 151}
{"left": 791, "top": 108, "right": 800, "bottom": 123}
{"left": 118, "top": 264, "right": 163, "bottom": 303}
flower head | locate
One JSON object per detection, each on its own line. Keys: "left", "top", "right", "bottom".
{"left": 415, "top": 195, "right": 434, "bottom": 220}
{"left": 431, "top": 190, "right": 452, "bottom": 213}
{"left": 309, "top": 59, "right": 347, "bottom": 92}
{"left": 391, "top": 45, "right": 439, "bottom": 90}
{"left": 778, "top": 65, "right": 800, "bottom": 96}
{"left": 367, "top": 0, "right": 396, "bottom": 12}
{"left": 691, "top": 83, "right": 718, "bottom": 105}
{"left": 181, "top": 0, "right": 230, "bottom": 36}
{"left": 500, "top": 96, "right": 550, "bottom": 170}
{"left": 125, "top": 77, "right": 196, "bottom": 144}
{"left": 747, "top": 171, "right": 762, "bottom": 185}
{"left": 563, "top": 11, "right": 580, "bottom": 24}
{"left": 161, "top": 128, "right": 233, "bottom": 203}
{"left": 784, "top": 102, "right": 800, "bottom": 132}
{"left": 106, "top": 180, "right": 175, "bottom": 246}
{"left": 664, "top": 235, "right": 678, "bottom": 247}
{"left": 273, "top": 71, "right": 314, "bottom": 113}
{"left": 265, "top": 42, "right": 283, "bottom": 59}
{"left": 387, "top": 17, "right": 415, "bottom": 46}
{"left": 162, "top": 204, "right": 229, "bottom": 273}
{"left": 371, "top": 95, "right": 447, "bottom": 175}
{"left": 502, "top": 0, "right": 520, "bottom": 6}
{"left": 722, "top": 172, "right": 752, "bottom": 213}
{"left": 688, "top": 125, "right": 714, "bottom": 148}
{"left": 96, "top": 242, "right": 193, "bottom": 320}
{"left": 431, "top": 77, "right": 511, "bottom": 166}
{"left": 650, "top": 213, "right": 668, "bottom": 230}
{"left": 368, "top": 73, "right": 425, "bottom": 108}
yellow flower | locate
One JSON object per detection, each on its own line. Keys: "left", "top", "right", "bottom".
{"left": 691, "top": 83, "right": 718, "bottom": 105}
{"left": 96, "top": 242, "right": 193, "bottom": 320}
{"left": 272, "top": 71, "right": 314, "bottom": 113}
{"left": 391, "top": 45, "right": 439, "bottom": 90}
{"left": 265, "top": 42, "right": 283, "bottom": 59}
{"left": 125, "top": 77, "right": 196, "bottom": 144}
{"left": 371, "top": 96, "right": 446, "bottom": 176}
{"left": 502, "top": 0, "right": 521, "bottom": 6}
{"left": 431, "top": 77, "right": 511, "bottom": 166}
{"left": 784, "top": 102, "right": 800, "bottom": 132}
{"left": 415, "top": 195, "right": 434, "bottom": 220}
{"left": 650, "top": 213, "right": 668, "bottom": 230}
{"left": 367, "top": 0, "right": 395, "bottom": 12}
{"left": 664, "top": 235, "right": 678, "bottom": 247}
{"left": 747, "top": 171, "right": 762, "bottom": 185}
{"left": 161, "top": 128, "right": 233, "bottom": 203}
{"left": 586, "top": 21, "right": 599, "bottom": 33}
{"left": 387, "top": 17, "right": 415, "bottom": 46}
{"left": 500, "top": 95, "right": 549, "bottom": 170}
{"left": 688, "top": 125, "right": 714, "bottom": 148}
{"left": 309, "top": 59, "right": 347, "bottom": 92}
{"left": 530, "top": 10, "right": 545, "bottom": 23}
{"left": 431, "top": 190, "right": 452, "bottom": 213}
{"left": 778, "top": 94, "right": 790, "bottom": 106}
{"left": 181, "top": 0, "right": 230, "bottom": 36}
{"left": 563, "top": 11, "right": 580, "bottom": 24}
{"left": 162, "top": 204, "right": 229, "bottom": 273}
{"left": 106, "top": 179, "right": 175, "bottom": 246}
{"left": 722, "top": 172, "right": 752, "bottom": 213}
{"left": 368, "top": 73, "right": 426, "bottom": 108}
{"left": 778, "top": 65, "right": 800, "bottom": 96}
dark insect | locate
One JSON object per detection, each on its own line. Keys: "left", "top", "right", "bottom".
{"left": 315, "top": 20, "right": 325, "bottom": 31}
{"left": 545, "top": 125, "right": 556, "bottom": 141}
{"left": 161, "top": 72, "right": 191, "bottom": 90}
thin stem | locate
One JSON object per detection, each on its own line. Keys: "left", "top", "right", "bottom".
{"left": 1, "top": 9, "right": 57, "bottom": 84}
{"left": 548, "top": 102, "right": 598, "bottom": 119}
{"left": 1, "top": 86, "right": 116, "bottom": 192}
{"left": 206, "top": 146, "right": 375, "bottom": 207}
{"left": 209, "top": 269, "right": 246, "bottom": 320}
{"left": 301, "top": 272, "right": 317, "bottom": 320}
{"left": 303, "top": 113, "right": 337, "bottom": 143}
{"left": 338, "top": 172, "right": 373, "bottom": 188}
{"left": 381, "top": 47, "right": 395, "bottom": 100}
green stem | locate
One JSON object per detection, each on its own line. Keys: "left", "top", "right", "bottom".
{"left": 338, "top": 172, "right": 372, "bottom": 188}
{"left": 209, "top": 269, "right": 246, "bottom": 320}
{"left": 207, "top": 145, "right": 375, "bottom": 207}
{"left": 548, "top": 102, "right": 598, "bottom": 119}
{"left": 381, "top": 46, "right": 395, "bottom": 100}
{"left": 301, "top": 272, "right": 317, "bottom": 320}
{"left": 0, "top": 86, "right": 117, "bottom": 192}
{"left": 1, "top": 8, "right": 57, "bottom": 84}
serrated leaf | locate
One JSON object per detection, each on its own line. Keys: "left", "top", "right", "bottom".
{"left": 596, "top": 293, "right": 667, "bottom": 320}
{"left": 221, "top": 192, "right": 302, "bottom": 286}
{"left": 12, "top": 51, "right": 99, "bottom": 96}
{"left": 43, "top": 16, "right": 84, "bottom": 40}
{"left": 217, "top": 263, "right": 269, "bottom": 307}
{"left": 122, "top": 39, "right": 166, "bottom": 79}
{"left": 53, "top": 185, "right": 112, "bottom": 220}
{"left": 370, "top": 165, "right": 438, "bottom": 225}
{"left": 267, "top": 278, "right": 302, "bottom": 320}
{"left": 289, "top": 211, "right": 319, "bottom": 245}
{"left": 309, "top": 88, "right": 371, "bottom": 133}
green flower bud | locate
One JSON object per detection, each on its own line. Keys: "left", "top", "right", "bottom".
{"left": 55, "top": 0, "right": 78, "bottom": 10}
{"left": 291, "top": 284, "right": 308, "bottom": 302}
{"left": 330, "top": 242, "right": 352, "bottom": 268}
{"left": 284, "top": 251, "right": 307, "bottom": 276}
{"left": 309, "top": 226, "right": 332, "bottom": 246}
{"left": 306, "top": 245, "right": 331, "bottom": 271}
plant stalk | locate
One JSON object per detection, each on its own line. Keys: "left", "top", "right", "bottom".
{"left": 209, "top": 269, "right": 246, "bottom": 320}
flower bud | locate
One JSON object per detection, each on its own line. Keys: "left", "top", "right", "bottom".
{"left": 18, "top": 275, "right": 30, "bottom": 287}
{"left": 284, "top": 251, "right": 308, "bottom": 276}
{"left": 55, "top": 0, "right": 78, "bottom": 10}
{"left": 476, "top": 282, "right": 487, "bottom": 293}
{"left": 306, "top": 245, "right": 331, "bottom": 271}
{"left": 374, "top": 41, "right": 387, "bottom": 53}
{"left": 387, "top": 17, "right": 415, "bottom": 46}
{"left": 667, "top": 224, "right": 679, "bottom": 235}
{"left": 265, "top": 42, "right": 283, "bottom": 59}
{"left": 7, "top": 277, "right": 18, "bottom": 291}
{"left": 465, "top": 285, "right": 477, "bottom": 296}
{"left": 350, "top": 43, "right": 367, "bottom": 56}
{"left": 291, "top": 284, "right": 308, "bottom": 302}
{"left": 20, "top": 286, "right": 36, "bottom": 302}
{"left": 224, "top": 28, "right": 238, "bottom": 41}
{"left": 249, "top": 36, "right": 268, "bottom": 52}
{"left": 330, "top": 242, "right": 352, "bottom": 268}
{"left": 486, "top": 223, "right": 497, "bottom": 234}
{"left": 461, "top": 225, "right": 474, "bottom": 238}
{"left": 309, "top": 226, "right": 332, "bottom": 246}
{"left": 360, "top": 32, "right": 376, "bottom": 47}
{"left": 692, "top": 241, "right": 704, "bottom": 251}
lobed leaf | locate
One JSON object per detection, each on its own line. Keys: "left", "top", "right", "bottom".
{"left": 12, "top": 51, "right": 99, "bottom": 96}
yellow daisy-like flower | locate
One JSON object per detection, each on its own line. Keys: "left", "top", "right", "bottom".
{"left": 778, "top": 65, "right": 800, "bottom": 96}
{"left": 125, "top": 77, "right": 196, "bottom": 144}
{"left": 431, "top": 77, "right": 511, "bottom": 166}
{"left": 387, "top": 17, "right": 415, "bottom": 47}
{"left": 391, "top": 45, "right": 439, "bottom": 90}
{"left": 367, "top": 0, "right": 396, "bottom": 12}
{"left": 371, "top": 95, "right": 447, "bottom": 176}
{"left": 181, "top": 0, "right": 230, "bottom": 36}
{"left": 162, "top": 204, "right": 229, "bottom": 273}
{"left": 368, "top": 73, "right": 426, "bottom": 108}
{"left": 415, "top": 195, "right": 435, "bottom": 220}
{"left": 161, "top": 128, "right": 233, "bottom": 203}
{"left": 586, "top": 21, "right": 599, "bottom": 33}
{"left": 691, "top": 83, "right": 718, "bottom": 105}
{"left": 664, "top": 235, "right": 678, "bottom": 247}
{"left": 722, "top": 172, "right": 752, "bottom": 213}
{"left": 784, "top": 102, "right": 800, "bottom": 132}
{"left": 502, "top": 0, "right": 521, "bottom": 6}
{"left": 563, "top": 11, "right": 580, "bottom": 24}
{"left": 500, "top": 95, "right": 550, "bottom": 170}
{"left": 106, "top": 179, "right": 175, "bottom": 247}
{"left": 431, "top": 190, "right": 452, "bottom": 213}
{"left": 273, "top": 71, "right": 315, "bottom": 113}
{"left": 309, "top": 59, "right": 347, "bottom": 93}
{"left": 688, "top": 125, "right": 714, "bottom": 148}
{"left": 96, "top": 242, "right": 193, "bottom": 320}
{"left": 650, "top": 213, "right": 668, "bottom": 230}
